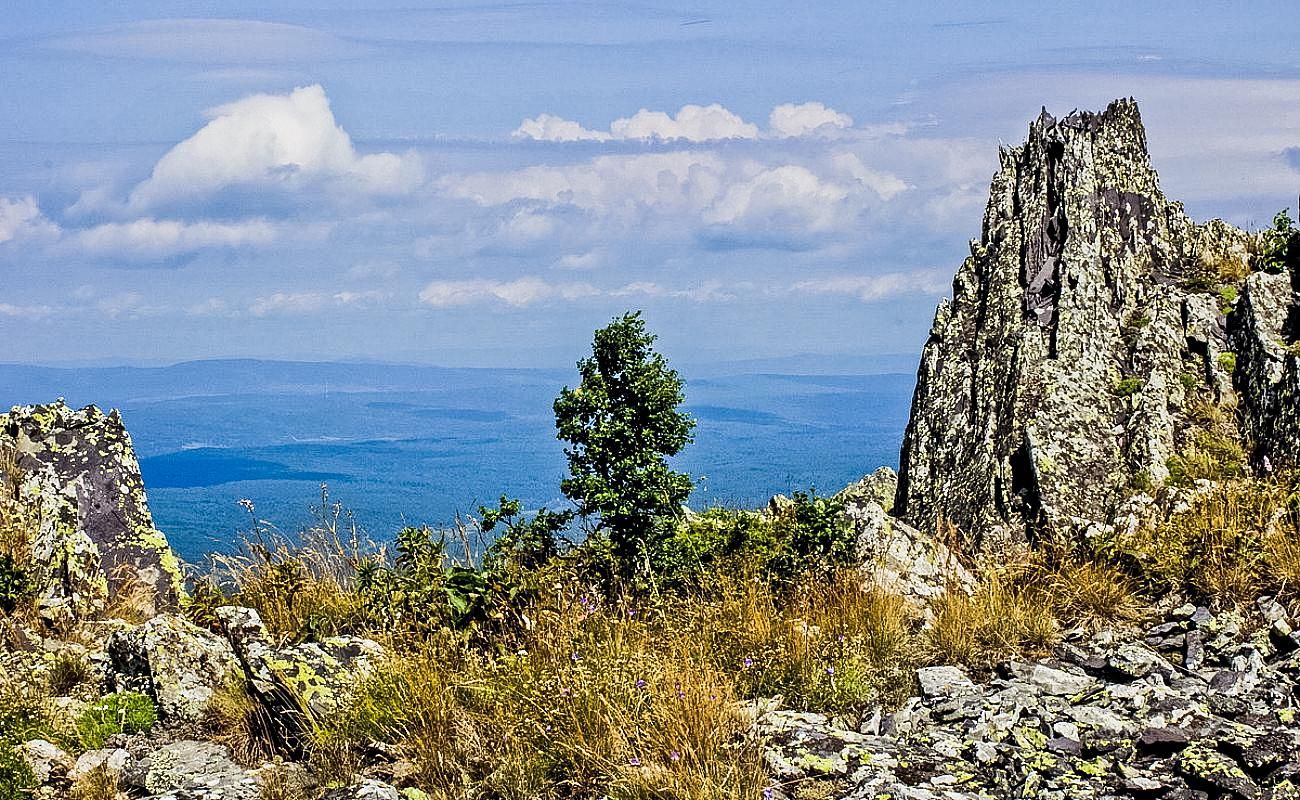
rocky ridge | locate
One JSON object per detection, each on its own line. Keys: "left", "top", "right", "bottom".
{"left": 894, "top": 98, "right": 1299, "bottom": 551}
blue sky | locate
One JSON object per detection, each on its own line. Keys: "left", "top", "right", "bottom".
{"left": 2, "top": 1, "right": 1299, "bottom": 367}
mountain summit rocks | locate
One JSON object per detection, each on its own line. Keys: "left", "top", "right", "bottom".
{"left": 893, "top": 98, "right": 1287, "bottom": 550}
{"left": 0, "top": 400, "right": 184, "bottom": 619}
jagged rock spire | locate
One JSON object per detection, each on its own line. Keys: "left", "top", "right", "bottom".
{"left": 894, "top": 99, "right": 1252, "bottom": 550}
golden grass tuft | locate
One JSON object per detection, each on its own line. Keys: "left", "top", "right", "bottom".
{"left": 206, "top": 676, "right": 279, "bottom": 766}
{"left": 69, "top": 765, "right": 127, "bottom": 800}
{"left": 926, "top": 564, "right": 1058, "bottom": 668}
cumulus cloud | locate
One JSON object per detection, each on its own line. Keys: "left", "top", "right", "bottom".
{"left": 69, "top": 218, "right": 277, "bottom": 258}
{"left": 128, "top": 84, "right": 422, "bottom": 210}
{"left": 0, "top": 196, "right": 60, "bottom": 244}
{"left": 513, "top": 102, "right": 868, "bottom": 142}
{"left": 769, "top": 102, "right": 854, "bottom": 137}
{"left": 444, "top": 148, "right": 904, "bottom": 239}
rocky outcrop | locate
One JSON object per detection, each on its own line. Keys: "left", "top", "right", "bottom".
{"left": 1232, "top": 270, "right": 1300, "bottom": 469}
{"left": 757, "top": 600, "right": 1300, "bottom": 799}
{"left": 107, "top": 614, "right": 243, "bottom": 723}
{"left": 0, "top": 401, "right": 184, "bottom": 618}
{"left": 895, "top": 99, "right": 1258, "bottom": 549}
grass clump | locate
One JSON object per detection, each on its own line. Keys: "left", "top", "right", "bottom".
{"left": 926, "top": 565, "right": 1059, "bottom": 668}
{"left": 0, "top": 746, "right": 35, "bottom": 800}
{"left": 1114, "top": 377, "right": 1144, "bottom": 398}
{"left": 75, "top": 692, "right": 157, "bottom": 749}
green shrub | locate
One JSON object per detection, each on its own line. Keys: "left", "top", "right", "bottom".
{"left": 1257, "top": 209, "right": 1298, "bottom": 273}
{"left": 0, "top": 557, "right": 32, "bottom": 614}
{"left": 76, "top": 692, "right": 157, "bottom": 749}
{"left": 1218, "top": 351, "right": 1238, "bottom": 375}
{"left": 1114, "top": 377, "right": 1144, "bottom": 397}
{"left": 0, "top": 746, "right": 35, "bottom": 800}
{"left": 1218, "top": 285, "right": 1239, "bottom": 314}
{"left": 1166, "top": 430, "right": 1246, "bottom": 487}
{"left": 1179, "top": 371, "right": 1200, "bottom": 391}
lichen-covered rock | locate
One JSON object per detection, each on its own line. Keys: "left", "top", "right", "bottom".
{"left": 18, "top": 739, "right": 71, "bottom": 786}
{"left": 0, "top": 401, "right": 184, "bottom": 617}
{"left": 1232, "top": 270, "right": 1300, "bottom": 470}
{"left": 107, "top": 614, "right": 242, "bottom": 722}
{"left": 755, "top": 600, "right": 1300, "bottom": 799}
{"left": 68, "top": 747, "right": 132, "bottom": 783}
{"left": 215, "top": 606, "right": 382, "bottom": 724}
{"left": 844, "top": 497, "right": 974, "bottom": 603}
{"left": 125, "top": 740, "right": 258, "bottom": 800}
{"left": 320, "top": 780, "right": 403, "bottom": 800}
{"left": 894, "top": 99, "right": 1251, "bottom": 549}
{"left": 836, "top": 466, "right": 899, "bottom": 513}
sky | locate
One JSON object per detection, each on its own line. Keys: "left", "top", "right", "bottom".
{"left": 2, "top": 1, "right": 1299, "bottom": 368}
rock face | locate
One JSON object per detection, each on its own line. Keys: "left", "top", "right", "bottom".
{"left": 895, "top": 99, "right": 1257, "bottom": 549}
{"left": 0, "top": 401, "right": 184, "bottom": 617}
{"left": 1233, "top": 270, "right": 1300, "bottom": 469}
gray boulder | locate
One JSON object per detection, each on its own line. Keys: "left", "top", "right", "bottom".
{"left": 127, "top": 740, "right": 258, "bottom": 800}
{"left": 844, "top": 497, "right": 973, "bottom": 603}
{"left": 0, "top": 401, "right": 184, "bottom": 618}
{"left": 108, "top": 614, "right": 242, "bottom": 722}
{"left": 320, "top": 780, "right": 403, "bottom": 800}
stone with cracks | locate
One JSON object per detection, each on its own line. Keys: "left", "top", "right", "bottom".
{"left": 0, "top": 401, "right": 184, "bottom": 618}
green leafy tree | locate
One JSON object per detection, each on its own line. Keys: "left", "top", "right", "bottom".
{"left": 554, "top": 312, "right": 696, "bottom": 579}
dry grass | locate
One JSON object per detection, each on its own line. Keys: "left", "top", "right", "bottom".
{"left": 206, "top": 677, "right": 279, "bottom": 766}
{"left": 206, "top": 493, "right": 378, "bottom": 642}
{"left": 926, "top": 564, "right": 1059, "bottom": 668}
{"left": 69, "top": 765, "right": 126, "bottom": 800}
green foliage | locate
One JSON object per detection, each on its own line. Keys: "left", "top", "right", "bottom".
{"left": 650, "top": 492, "right": 857, "bottom": 590}
{"left": 0, "top": 556, "right": 32, "bottom": 614}
{"left": 0, "top": 746, "right": 35, "bottom": 800}
{"left": 359, "top": 500, "right": 576, "bottom": 632}
{"left": 1258, "top": 209, "right": 1298, "bottom": 273}
{"left": 1218, "top": 285, "right": 1239, "bottom": 314}
{"left": 1166, "top": 429, "right": 1246, "bottom": 487}
{"left": 1179, "top": 371, "right": 1200, "bottom": 391}
{"left": 554, "top": 312, "right": 696, "bottom": 580}
{"left": 75, "top": 691, "right": 157, "bottom": 749}
{"left": 1218, "top": 351, "right": 1238, "bottom": 375}
{"left": 1114, "top": 377, "right": 1144, "bottom": 397}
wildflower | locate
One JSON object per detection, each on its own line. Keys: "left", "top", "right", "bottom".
{"left": 629, "top": 756, "right": 641, "bottom": 767}
{"left": 826, "top": 666, "right": 835, "bottom": 676}
{"left": 670, "top": 750, "right": 681, "bottom": 761}
{"left": 635, "top": 678, "right": 648, "bottom": 689}
{"left": 559, "top": 686, "right": 571, "bottom": 697}
{"left": 571, "top": 652, "right": 581, "bottom": 663}
{"left": 742, "top": 657, "right": 754, "bottom": 668}
{"left": 763, "top": 789, "right": 775, "bottom": 800}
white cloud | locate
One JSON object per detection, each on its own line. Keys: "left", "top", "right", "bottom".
{"left": 128, "top": 84, "right": 422, "bottom": 210}
{"left": 769, "top": 102, "right": 854, "bottom": 137}
{"left": 831, "top": 153, "right": 909, "bottom": 200}
{"left": 419, "top": 277, "right": 599, "bottom": 308}
{"left": 702, "top": 165, "right": 850, "bottom": 231}
{"left": 0, "top": 196, "right": 60, "bottom": 244}
{"left": 70, "top": 218, "right": 276, "bottom": 257}
{"left": 514, "top": 103, "right": 761, "bottom": 142}
{"left": 610, "top": 104, "right": 759, "bottom": 141}
{"left": 249, "top": 289, "right": 389, "bottom": 317}
{"left": 443, "top": 151, "right": 888, "bottom": 237}
{"left": 512, "top": 113, "right": 611, "bottom": 142}
{"left": 791, "top": 270, "right": 949, "bottom": 302}
{"left": 0, "top": 302, "right": 56, "bottom": 320}
{"left": 513, "top": 101, "right": 859, "bottom": 143}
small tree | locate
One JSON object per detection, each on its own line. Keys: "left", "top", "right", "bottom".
{"left": 554, "top": 312, "right": 695, "bottom": 579}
